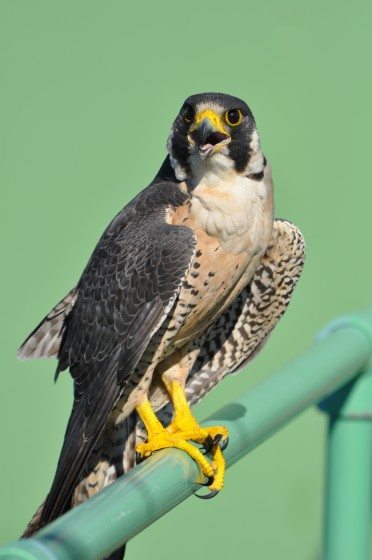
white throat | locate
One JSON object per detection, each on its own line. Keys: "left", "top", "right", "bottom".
{"left": 188, "top": 153, "right": 272, "bottom": 254}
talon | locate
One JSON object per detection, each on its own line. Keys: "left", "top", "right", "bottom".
{"left": 204, "top": 435, "right": 214, "bottom": 453}
{"left": 136, "top": 452, "right": 143, "bottom": 464}
{"left": 202, "top": 426, "right": 229, "bottom": 449}
{"left": 219, "top": 437, "right": 229, "bottom": 450}
{"left": 201, "top": 474, "right": 215, "bottom": 487}
{"left": 212, "top": 434, "right": 223, "bottom": 446}
{"left": 195, "top": 488, "right": 220, "bottom": 500}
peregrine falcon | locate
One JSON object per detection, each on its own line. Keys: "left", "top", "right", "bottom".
{"left": 18, "top": 93, "right": 305, "bottom": 554}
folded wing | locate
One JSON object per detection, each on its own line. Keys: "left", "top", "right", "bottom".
{"left": 18, "top": 181, "right": 196, "bottom": 527}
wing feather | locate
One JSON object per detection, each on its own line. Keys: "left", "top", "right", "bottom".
{"left": 37, "top": 181, "right": 196, "bottom": 527}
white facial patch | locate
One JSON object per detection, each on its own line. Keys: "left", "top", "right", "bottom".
{"left": 244, "top": 129, "right": 264, "bottom": 175}
{"left": 167, "top": 129, "right": 187, "bottom": 181}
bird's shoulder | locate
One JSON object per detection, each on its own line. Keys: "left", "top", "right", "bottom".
{"left": 59, "top": 179, "right": 197, "bottom": 374}
{"left": 104, "top": 180, "right": 190, "bottom": 238}
{"left": 77, "top": 180, "right": 194, "bottom": 290}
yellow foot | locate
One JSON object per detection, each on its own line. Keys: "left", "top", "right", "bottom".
{"left": 166, "top": 416, "right": 228, "bottom": 497}
{"left": 135, "top": 390, "right": 228, "bottom": 498}
{"left": 167, "top": 415, "right": 229, "bottom": 451}
{"left": 163, "top": 380, "right": 229, "bottom": 497}
{"left": 196, "top": 444, "right": 226, "bottom": 499}
{"left": 136, "top": 428, "right": 215, "bottom": 479}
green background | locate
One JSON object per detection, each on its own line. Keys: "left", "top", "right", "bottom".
{"left": 1, "top": 1, "right": 371, "bottom": 558}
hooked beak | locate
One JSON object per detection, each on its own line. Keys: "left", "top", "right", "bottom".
{"left": 188, "top": 111, "right": 230, "bottom": 160}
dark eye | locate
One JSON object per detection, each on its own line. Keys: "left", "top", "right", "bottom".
{"left": 183, "top": 105, "right": 195, "bottom": 123}
{"left": 225, "top": 109, "right": 243, "bottom": 126}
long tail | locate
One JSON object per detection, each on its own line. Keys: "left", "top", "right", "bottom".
{"left": 23, "top": 412, "right": 137, "bottom": 560}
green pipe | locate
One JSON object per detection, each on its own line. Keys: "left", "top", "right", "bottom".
{"left": 319, "top": 370, "right": 372, "bottom": 560}
{"left": 1, "top": 310, "right": 372, "bottom": 560}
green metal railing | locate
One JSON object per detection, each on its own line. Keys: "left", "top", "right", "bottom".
{"left": 1, "top": 310, "right": 372, "bottom": 560}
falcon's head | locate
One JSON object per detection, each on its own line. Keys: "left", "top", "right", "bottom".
{"left": 167, "top": 92, "right": 265, "bottom": 182}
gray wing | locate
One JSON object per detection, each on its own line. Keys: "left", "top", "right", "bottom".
{"left": 140, "top": 219, "right": 305, "bottom": 434}
{"left": 19, "top": 180, "right": 196, "bottom": 529}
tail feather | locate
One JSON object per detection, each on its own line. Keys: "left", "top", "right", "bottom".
{"left": 23, "top": 412, "right": 137, "bottom": 560}
{"left": 22, "top": 503, "right": 44, "bottom": 538}
{"left": 17, "top": 287, "right": 78, "bottom": 360}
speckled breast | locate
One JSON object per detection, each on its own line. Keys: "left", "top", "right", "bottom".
{"left": 170, "top": 199, "right": 272, "bottom": 347}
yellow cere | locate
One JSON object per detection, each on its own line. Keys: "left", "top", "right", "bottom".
{"left": 192, "top": 109, "right": 228, "bottom": 135}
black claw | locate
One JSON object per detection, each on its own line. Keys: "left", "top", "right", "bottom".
{"left": 201, "top": 474, "right": 215, "bottom": 487}
{"left": 212, "top": 434, "right": 223, "bottom": 446}
{"left": 219, "top": 437, "right": 229, "bottom": 451}
{"left": 136, "top": 452, "right": 143, "bottom": 464}
{"left": 195, "top": 489, "right": 220, "bottom": 500}
{"left": 204, "top": 435, "right": 214, "bottom": 453}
